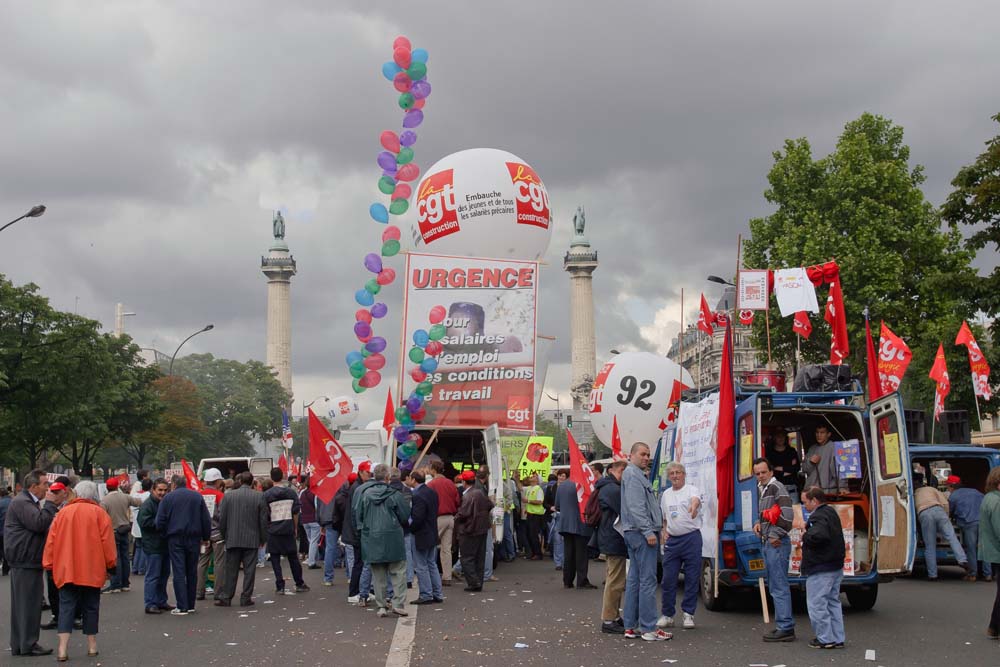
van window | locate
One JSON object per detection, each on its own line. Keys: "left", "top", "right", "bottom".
{"left": 737, "top": 412, "right": 757, "bottom": 481}
{"left": 876, "top": 416, "right": 903, "bottom": 480}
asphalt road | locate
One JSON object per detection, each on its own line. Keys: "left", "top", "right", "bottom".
{"left": 1, "top": 558, "right": 996, "bottom": 666}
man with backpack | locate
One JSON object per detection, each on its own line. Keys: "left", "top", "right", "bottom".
{"left": 591, "top": 460, "right": 627, "bottom": 633}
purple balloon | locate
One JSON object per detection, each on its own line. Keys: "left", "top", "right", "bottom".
{"left": 364, "top": 252, "right": 382, "bottom": 273}
{"left": 365, "top": 336, "right": 387, "bottom": 353}
{"left": 402, "top": 109, "right": 424, "bottom": 128}
{"left": 411, "top": 80, "right": 431, "bottom": 100}
{"left": 399, "top": 130, "right": 417, "bottom": 147}
{"left": 354, "top": 321, "right": 371, "bottom": 339}
{"left": 406, "top": 396, "right": 422, "bottom": 412}
{"left": 377, "top": 151, "right": 397, "bottom": 171}
{"left": 370, "top": 302, "right": 388, "bottom": 318}
{"left": 393, "top": 425, "right": 411, "bottom": 443}
{"left": 382, "top": 168, "right": 397, "bottom": 178}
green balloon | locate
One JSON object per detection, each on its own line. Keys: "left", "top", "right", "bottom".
{"left": 428, "top": 324, "right": 446, "bottom": 341}
{"left": 409, "top": 346, "right": 425, "bottom": 363}
{"left": 381, "top": 240, "right": 400, "bottom": 256}
{"left": 398, "top": 92, "right": 415, "bottom": 110}
{"left": 349, "top": 362, "right": 365, "bottom": 378}
{"left": 406, "top": 62, "right": 427, "bottom": 80}
{"left": 352, "top": 378, "right": 366, "bottom": 393}
{"left": 378, "top": 176, "right": 396, "bottom": 194}
{"left": 400, "top": 413, "right": 414, "bottom": 425}
{"left": 365, "top": 278, "right": 381, "bottom": 295}
{"left": 389, "top": 198, "right": 409, "bottom": 215}
{"left": 396, "top": 147, "right": 414, "bottom": 165}
{"left": 416, "top": 381, "right": 433, "bottom": 396}
{"left": 402, "top": 443, "right": 417, "bottom": 456}
{"left": 361, "top": 348, "right": 373, "bottom": 358}
{"left": 395, "top": 406, "right": 410, "bottom": 422}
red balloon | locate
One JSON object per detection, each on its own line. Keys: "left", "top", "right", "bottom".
{"left": 356, "top": 309, "right": 373, "bottom": 323}
{"left": 410, "top": 368, "right": 427, "bottom": 383}
{"left": 407, "top": 433, "right": 423, "bottom": 448}
{"left": 392, "top": 183, "right": 412, "bottom": 200}
{"left": 412, "top": 407, "right": 426, "bottom": 421}
{"left": 393, "top": 36, "right": 411, "bottom": 51}
{"left": 392, "top": 72, "right": 411, "bottom": 93}
{"left": 424, "top": 340, "right": 443, "bottom": 357}
{"left": 412, "top": 97, "right": 426, "bottom": 110}
{"left": 359, "top": 370, "right": 381, "bottom": 388}
{"left": 396, "top": 163, "right": 420, "bottom": 182}
{"left": 428, "top": 305, "right": 447, "bottom": 324}
{"left": 363, "top": 353, "right": 386, "bottom": 370}
{"left": 358, "top": 333, "right": 373, "bottom": 343}
{"left": 376, "top": 268, "right": 396, "bottom": 285}
{"left": 380, "top": 130, "right": 400, "bottom": 153}
{"left": 382, "top": 226, "right": 401, "bottom": 243}
{"left": 393, "top": 47, "right": 411, "bottom": 69}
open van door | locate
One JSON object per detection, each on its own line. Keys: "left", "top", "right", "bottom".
{"left": 483, "top": 424, "right": 505, "bottom": 543}
{"left": 250, "top": 457, "right": 273, "bottom": 479}
{"left": 868, "top": 393, "right": 916, "bottom": 574}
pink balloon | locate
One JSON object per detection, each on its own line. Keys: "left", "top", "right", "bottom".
{"left": 392, "top": 72, "right": 411, "bottom": 93}
{"left": 380, "top": 130, "right": 400, "bottom": 153}
{"left": 393, "top": 47, "right": 411, "bottom": 69}
{"left": 412, "top": 97, "right": 426, "bottom": 110}
{"left": 360, "top": 370, "right": 382, "bottom": 388}
{"left": 382, "top": 226, "right": 401, "bottom": 242}
{"left": 429, "top": 305, "right": 447, "bottom": 324}
{"left": 393, "top": 36, "right": 411, "bottom": 51}
{"left": 392, "top": 183, "right": 412, "bottom": 200}
{"left": 396, "top": 163, "right": 420, "bottom": 182}
{"left": 356, "top": 308, "right": 373, "bottom": 323}
{"left": 376, "top": 267, "right": 396, "bottom": 285}
{"left": 424, "top": 340, "right": 443, "bottom": 357}
{"left": 363, "top": 353, "right": 386, "bottom": 371}
{"left": 410, "top": 368, "right": 427, "bottom": 383}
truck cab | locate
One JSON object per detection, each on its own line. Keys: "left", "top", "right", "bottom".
{"left": 662, "top": 385, "right": 916, "bottom": 612}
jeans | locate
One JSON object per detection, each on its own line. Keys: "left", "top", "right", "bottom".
{"left": 143, "top": 552, "right": 170, "bottom": 610}
{"left": 405, "top": 533, "right": 415, "bottom": 584}
{"left": 763, "top": 537, "right": 794, "bottom": 631}
{"left": 957, "top": 521, "right": 992, "bottom": 577}
{"left": 111, "top": 529, "right": 130, "bottom": 589}
{"left": 484, "top": 534, "right": 494, "bottom": 581}
{"left": 323, "top": 527, "right": 341, "bottom": 583}
{"left": 371, "top": 560, "right": 407, "bottom": 610}
{"left": 919, "top": 506, "right": 967, "bottom": 577}
{"left": 57, "top": 584, "right": 99, "bottom": 635}
{"left": 549, "top": 515, "right": 564, "bottom": 567}
{"left": 806, "top": 569, "right": 844, "bottom": 644}
{"left": 501, "top": 512, "right": 516, "bottom": 560}
{"left": 623, "top": 531, "right": 659, "bottom": 633}
{"left": 303, "top": 522, "right": 321, "bottom": 566}
{"left": 346, "top": 545, "right": 373, "bottom": 598}
{"left": 413, "top": 546, "right": 442, "bottom": 601}
{"left": 167, "top": 540, "right": 199, "bottom": 612}
{"left": 661, "top": 530, "right": 701, "bottom": 617}
{"left": 132, "top": 541, "right": 147, "bottom": 575}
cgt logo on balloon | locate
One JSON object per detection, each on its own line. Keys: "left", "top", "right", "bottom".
{"left": 506, "top": 162, "right": 550, "bottom": 229}
{"left": 416, "top": 169, "right": 459, "bottom": 242}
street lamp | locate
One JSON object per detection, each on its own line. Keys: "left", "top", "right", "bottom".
{"left": 168, "top": 324, "right": 214, "bottom": 375}
{"left": 0, "top": 205, "right": 46, "bottom": 234}
{"left": 707, "top": 275, "right": 735, "bottom": 287}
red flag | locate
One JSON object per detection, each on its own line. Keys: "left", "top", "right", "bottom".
{"left": 825, "top": 274, "right": 849, "bottom": 364}
{"left": 567, "top": 430, "right": 597, "bottom": 522}
{"left": 738, "top": 309, "right": 754, "bottom": 326}
{"left": 865, "top": 315, "right": 882, "bottom": 403}
{"left": 793, "top": 310, "right": 812, "bottom": 338}
{"left": 610, "top": 416, "right": 624, "bottom": 461}
{"left": 929, "top": 343, "right": 950, "bottom": 422}
{"left": 181, "top": 459, "right": 201, "bottom": 492}
{"left": 116, "top": 472, "right": 130, "bottom": 487}
{"left": 956, "top": 321, "right": 992, "bottom": 400}
{"left": 715, "top": 320, "right": 736, "bottom": 531}
{"left": 278, "top": 452, "right": 288, "bottom": 475}
{"left": 382, "top": 389, "right": 395, "bottom": 443}
{"left": 697, "top": 293, "right": 716, "bottom": 335}
{"left": 308, "top": 408, "right": 353, "bottom": 504}
{"left": 877, "top": 321, "right": 911, "bottom": 395}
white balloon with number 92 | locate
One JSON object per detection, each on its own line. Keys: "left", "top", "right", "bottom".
{"left": 589, "top": 352, "right": 694, "bottom": 449}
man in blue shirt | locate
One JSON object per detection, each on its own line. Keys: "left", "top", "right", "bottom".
{"left": 947, "top": 476, "right": 992, "bottom": 581}
{"left": 155, "top": 476, "right": 212, "bottom": 615}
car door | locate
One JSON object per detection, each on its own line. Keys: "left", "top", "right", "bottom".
{"left": 868, "top": 393, "right": 916, "bottom": 574}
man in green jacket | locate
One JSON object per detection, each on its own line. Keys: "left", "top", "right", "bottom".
{"left": 356, "top": 464, "right": 411, "bottom": 619}
{"left": 979, "top": 466, "right": 1000, "bottom": 639}
{"left": 137, "top": 479, "right": 172, "bottom": 614}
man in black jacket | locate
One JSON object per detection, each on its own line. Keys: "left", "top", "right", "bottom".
{"left": 217, "top": 471, "right": 269, "bottom": 607}
{"left": 455, "top": 471, "right": 494, "bottom": 592}
{"left": 345, "top": 462, "right": 373, "bottom": 604}
{"left": 801, "top": 486, "right": 846, "bottom": 649}
{"left": 408, "top": 470, "right": 442, "bottom": 604}
{"left": 596, "top": 460, "right": 628, "bottom": 633}
{"left": 3, "top": 470, "right": 59, "bottom": 656}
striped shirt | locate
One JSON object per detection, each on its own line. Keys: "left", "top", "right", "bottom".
{"left": 758, "top": 476, "right": 793, "bottom": 541}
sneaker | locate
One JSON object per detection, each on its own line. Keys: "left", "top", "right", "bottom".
{"left": 158, "top": 604, "right": 175, "bottom": 611}
{"left": 169, "top": 609, "right": 188, "bottom": 616}
{"left": 278, "top": 589, "right": 295, "bottom": 596}
{"left": 145, "top": 606, "right": 162, "bottom": 614}
{"left": 682, "top": 613, "right": 695, "bottom": 629}
{"left": 323, "top": 581, "right": 333, "bottom": 587}
{"left": 357, "top": 597, "right": 368, "bottom": 608}
{"left": 601, "top": 620, "right": 626, "bottom": 634}
{"left": 347, "top": 595, "right": 360, "bottom": 604}
{"left": 294, "top": 584, "right": 310, "bottom": 593}
{"left": 642, "top": 630, "right": 672, "bottom": 641}
{"left": 624, "top": 629, "right": 640, "bottom": 639}
{"left": 656, "top": 615, "right": 674, "bottom": 629}
{"left": 809, "top": 638, "right": 839, "bottom": 649}
{"left": 205, "top": 586, "right": 214, "bottom": 594}
{"left": 120, "top": 586, "right": 130, "bottom": 592}
{"left": 391, "top": 607, "right": 408, "bottom": 617}
{"left": 376, "top": 607, "right": 389, "bottom": 618}
{"left": 763, "top": 628, "right": 796, "bottom": 642}
{"left": 100, "top": 587, "right": 119, "bottom": 594}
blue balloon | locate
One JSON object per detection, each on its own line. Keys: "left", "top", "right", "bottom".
{"left": 355, "top": 289, "right": 374, "bottom": 307}
{"left": 382, "top": 61, "right": 402, "bottom": 80}
{"left": 369, "top": 202, "right": 389, "bottom": 224}
{"left": 411, "top": 48, "right": 429, "bottom": 64}
{"left": 346, "top": 351, "right": 364, "bottom": 366}
{"left": 413, "top": 329, "right": 430, "bottom": 347}
{"left": 396, "top": 444, "right": 411, "bottom": 461}
{"left": 420, "top": 357, "right": 438, "bottom": 373}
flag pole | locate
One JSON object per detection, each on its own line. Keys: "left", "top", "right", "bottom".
{"left": 930, "top": 414, "right": 936, "bottom": 445}
{"left": 972, "top": 373, "right": 984, "bottom": 431}
{"left": 412, "top": 429, "right": 440, "bottom": 469}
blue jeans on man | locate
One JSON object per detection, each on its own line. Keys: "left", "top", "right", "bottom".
{"left": 323, "top": 527, "right": 340, "bottom": 584}
{"left": 762, "top": 537, "right": 794, "bottom": 632}
{"left": 304, "top": 522, "right": 321, "bottom": 567}
{"left": 484, "top": 533, "right": 495, "bottom": 581}
{"left": 346, "top": 545, "right": 373, "bottom": 599}
{"left": 623, "top": 530, "right": 659, "bottom": 633}
{"left": 413, "top": 546, "right": 443, "bottom": 602}
{"left": 501, "top": 512, "right": 516, "bottom": 561}
{"left": 549, "top": 514, "right": 564, "bottom": 568}
{"left": 168, "top": 539, "right": 199, "bottom": 612}
{"left": 132, "top": 541, "right": 147, "bottom": 575}
{"left": 661, "top": 530, "right": 701, "bottom": 617}
{"left": 144, "top": 552, "right": 170, "bottom": 610}
{"left": 806, "top": 569, "right": 844, "bottom": 645}
{"left": 405, "top": 533, "right": 415, "bottom": 585}
{"left": 918, "top": 505, "right": 968, "bottom": 578}
{"left": 957, "top": 521, "right": 992, "bottom": 578}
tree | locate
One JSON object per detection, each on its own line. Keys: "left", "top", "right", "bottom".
{"left": 122, "top": 376, "right": 203, "bottom": 468}
{"left": 744, "top": 113, "right": 982, "bottom": 416}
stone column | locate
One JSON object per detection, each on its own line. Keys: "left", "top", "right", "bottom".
{"left": 262, "top": 242, "right": 297, "bottom": 399}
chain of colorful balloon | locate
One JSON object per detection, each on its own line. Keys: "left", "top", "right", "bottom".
{"left": 346, "top": 35, "right": 432, "bottom": 394}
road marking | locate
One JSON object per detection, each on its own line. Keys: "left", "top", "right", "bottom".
{"left": 385, "top": 598, "right": 418, "bottom": 667}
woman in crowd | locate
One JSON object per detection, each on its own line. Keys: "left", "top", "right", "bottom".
{"left": 980, "top": 466, "right": 1000, "bottom": 640}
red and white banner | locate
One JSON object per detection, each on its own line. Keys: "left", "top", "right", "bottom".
{"left": 399, "top": 253, "right": 538, "bottom": 431}
{"left": 737, "top": 270, "right": 770, "bottom": 311}
{"left": 929, "top": 343, "right": 950, "bottom": 421}
{"left": 181, "top": 459, "right": 201, "bottom": 492}
{"left": 697, "top": 293, "right": 715, "bottom": 335}
{"left": 956, "top": 321, "right": 992, "bottom": 400}
{"left": 793, "top": 310, "right": 812, "bottom": 338}
{"left": 307, "top": 408, "right": 352, "bottom": 504}
{"left": 568, "top": 430, "right": 597, "bottom": 522}
{"left": 877, "top": 321, "right": 911, "bottom": 395}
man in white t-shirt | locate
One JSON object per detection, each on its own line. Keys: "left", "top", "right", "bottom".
{"left": 657, "top": 462, "right": 702, "bottom": 630}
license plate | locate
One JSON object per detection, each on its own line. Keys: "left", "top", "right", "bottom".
{"left": 748, "top": 559, "right": 765, "bottom": 571}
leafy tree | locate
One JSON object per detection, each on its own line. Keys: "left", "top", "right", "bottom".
{"left": 744, "top": 113, "right": 982, "bottom": 417}
{"left": 534, "top": 415, "right": 568, "bottom": 456}
{"left": 122, "top": 376, "right": 204, "bottom": 468}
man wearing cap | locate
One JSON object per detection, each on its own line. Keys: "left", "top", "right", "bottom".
{"left": 455, "top": 470, "right": 494, "bottom": 592}
{"left": 197, "top": 468, "right": 227, "bottom": 601}
{"left": 947, "top": 475, "right": 992, "bottom": 581}
{"left": 100, "top": 476, "right": 142, "bottom": 594}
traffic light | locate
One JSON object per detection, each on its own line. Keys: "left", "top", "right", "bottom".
{"left": 566, "top": 415, "right": 573, "bottom": 429}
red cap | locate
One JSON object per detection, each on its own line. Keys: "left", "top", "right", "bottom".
{"left": 357, "top": 461, "right": 372, "bottom": 473}
{"left": 946, "top": 475, "right": 961, "bottom": 485}
{"left": 348, "top": 473, "right": 358, "bottom": 484}
{"left": 49, "top": 482, "right": 66, "bottom": 492}
{"left": 105, "top": 477, "right": 120, "bottom": 489}
{"left": 460, "top": 471, "right": 476, "bottom": 482}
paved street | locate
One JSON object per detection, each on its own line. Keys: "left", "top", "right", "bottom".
{"left": 2, "top": 558, "right": 996, "bottom": 666}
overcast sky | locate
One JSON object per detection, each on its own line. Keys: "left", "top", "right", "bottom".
{"left": 2, "top": 1, "right": 998, "bottom": 424}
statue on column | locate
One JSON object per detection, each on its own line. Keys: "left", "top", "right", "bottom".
{"left": 573, "top": 206, "right": 586, "bottom": 237}
{"left": 272, "top": 210, "right": 286, "bottom": 240}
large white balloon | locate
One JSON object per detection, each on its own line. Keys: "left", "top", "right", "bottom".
{"left": 408, "top": 148, "right": 553, "bottom": 261}
{"left": 327, "top": 396, "right": 360, "bottom": 427}
{"left": 589, "top": 352, "right": 694, "bottom": 449}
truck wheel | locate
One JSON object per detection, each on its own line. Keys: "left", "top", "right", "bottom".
{"left": 700, "top": 558, "right": 729, "bottom": 611}
{"left": 845, "top": 585, "right": 878, "bottom": 611}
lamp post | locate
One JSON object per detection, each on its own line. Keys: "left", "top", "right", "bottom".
{"left": 706, "top": 275, "right": 735, "bottom": 287}
{"left": 1, "top": 205, "right": 46, "bottom": 234}
{"left": 168, "top": 324, "right": 214, "bottom": 376}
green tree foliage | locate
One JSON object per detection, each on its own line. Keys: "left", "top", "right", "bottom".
{"left": 122, "top": 376, "right": 204, "bottom": 468}
{"left": 744, "top": 114, "right": 982, "bottom": 417}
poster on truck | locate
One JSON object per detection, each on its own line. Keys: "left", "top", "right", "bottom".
{"left": 399, "top": 252, "right": 538, "bottom": 431}
{"left": 675, "top": 393, "right": 721, "bottom": 560}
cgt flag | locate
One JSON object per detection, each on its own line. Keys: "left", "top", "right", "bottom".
{"left": 716, "top": 319, "right": 736, "bottom": 531}
{"left": 181, "top": 459, "right": 201, "bottom": 492}
{"left": 278, "top": 452, "right": 288, "bottom": 475}
{"left": 307, "top": 408, "right": 353, "bottom": 504}
{"left": 877, "top": 321, "right": 911, "bottom": 395}
{"left": 792, "top": 310, "right": 812, "bottom": 338}
{"left": 567, "top": 429, "right": 597, "bottom": 522}
{"left": 610, "top": 415, "right": 624, "bottom": 461}
{"left": 956, "top": 321, "right": 992, "bottom": 400}
{"left": 929, "top": 343, "right": 950, "bottom": 422}
{"left": 698, "top": 293, "right": 716, "bottom": 335}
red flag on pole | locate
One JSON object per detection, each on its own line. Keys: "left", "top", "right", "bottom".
{"left": 877, "top": 321, "right": 911, "bottom": 395}
{"left": 382, "top": 388, "right": 395, "bottom": 443}
{"left": 181, "top": 459, "right": 201, "bottom": 492}
{"left": 278, "top": 452, "right": 288, "bottom": 475}
{"left": 865, "top": 314, "right": 882, "bottom": 403}
{"left": 308, "top": 408, "right": 353, "bottom": 504}
{"left": 825, "top": 275, "right": 849, "bottom": 364}
{"left": 567, "top": 429, "right": 597, "bottom": 522}
{"left": 610, "top": 415, "right": 624, "bottom": 461}
{"left": 697, "top": 293, "right": 716, "bottom": 335}
{"left": 715, "top": 320, "right": 736, "bottom": 531}
{"left": 793, "top": 311, "right": 812, "bottom": 338}
{"left": 956, "top": 321, "right": 992, "bottom": 400}
{"left": 929, "top": 343, "right": 950, "bottom": 422}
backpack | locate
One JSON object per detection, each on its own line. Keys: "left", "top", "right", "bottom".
{"left": 583, "top": 488, "right": 603, "bottom": 527}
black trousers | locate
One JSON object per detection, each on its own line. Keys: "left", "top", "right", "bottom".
{"left": 561, "top": 533, "right": 591, "bottom": 587}
{"left": 459, "top": 534, "right": 486, "bottom": 588}
{"left": 0, "top": 535, "right": 7, "bottom": 574}
{"left": 46, "top": 571, "right": 59, "bottom": 622}
{"left": 349, "top": 546, "right": 363, "bottom": 597}
{"left": 526, "top": 514, "right": 544, "bottom": 557}
{"left": 9, "top": 567, "right": 44, "bottom": 654}
{"left": 990, "top": 561, "right": 1000, "bottom": 634}
{"left": 223, "top": 548, "right": 259, "bottom": 604}
{"left": 270, "top": 551, "right": 304, "bottom": 590}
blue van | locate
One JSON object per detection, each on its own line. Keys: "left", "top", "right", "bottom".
{"left": 657, "top": 385, "right": 917, "bottom": 612}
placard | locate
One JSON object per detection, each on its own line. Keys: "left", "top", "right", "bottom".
{"left": 737, "top": 270, "right": 769, "bottom": 310}
{"left": 882, "top": 433, "right": 901, "bottom": 476}
{"left": 835, "top": 438, "right": 862, "bottom": 479}
{"left": 789, "top": 503, "right": 855, "bottom": 576}
{"left": 676, "top": 394, "right": 720, "bottom": 559}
